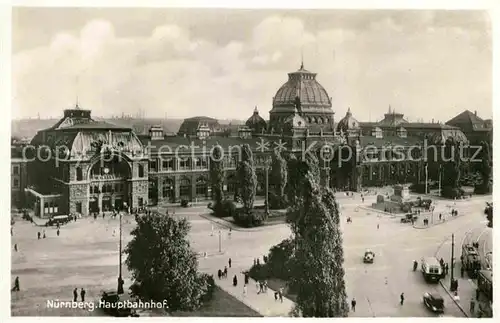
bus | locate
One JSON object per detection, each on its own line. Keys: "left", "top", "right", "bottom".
{"left": 421, "top": 257, "right": 442, "bottom": 283}
{"left": 477, "top": 270, "right": 492, "bottom": 301}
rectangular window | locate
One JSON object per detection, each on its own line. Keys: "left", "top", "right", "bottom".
{"left": 150, "top": 161, "right": 157, "bottom": 171}
{"left": 12, "top": 166, "right": 19, "bottom": 175}
{"left": 13, "top": 178, "right": 19, "bottom": 187}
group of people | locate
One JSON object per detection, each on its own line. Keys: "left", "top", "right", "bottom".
{"left": 73, "top": 287, "right": 86, "bottom": 302}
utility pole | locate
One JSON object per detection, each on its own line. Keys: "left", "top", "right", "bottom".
{"left": 218, "top": 230, "right": 221, "bottom": 253}
{"left": 265, "top": 157, "right": 270, "bottom": 216}
{"left": 425, "top": 163, "right": 428, "bottom": 195}
{"left": 450, "top": 233, "right": 455, "bottom": 291}
{"left": 117, "top": 211, "right": 124, "bottom": 294}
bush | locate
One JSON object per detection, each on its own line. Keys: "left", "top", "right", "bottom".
{"left": 198, "top": 273, "right": 216, "bottom": 303}
{"left": 376, "top": 195, "right": 385, "bottom": 203}
{"left": 267, "top": 238, "right": 295, "bottom": 280}
{"left": 441, "top": 186, "right": 465, "bottom": 199}
{"left": 248, "top": 263, "right": 271, "bottom": 281}
{"left": 213, "top": 200, "right": 237, "bottom": 218}
{"left": 180, "top": 199, "right": 189, "bottom": 207}
{"left": 409, "top": 183, "right": 426, "bottom": 193}
{"left": 269, "top": 191, "right": 288, "bottom": 209}
{"left": 233, "top": 209, "right": 267, "bottom": 228}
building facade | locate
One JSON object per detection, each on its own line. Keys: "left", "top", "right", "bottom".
{"left": 14, "top": 63, "right": 481, "bottom": 217}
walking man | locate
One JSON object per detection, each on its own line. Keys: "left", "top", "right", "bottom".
{"left": 73, "top": 288, "right": 78, "bottom": 302}
{"left": 228, "top": 258, "right": 232, "bottom": 268}
{"left": 351, "top": 298, "right": 357, "bottom": 312}
{"left": 80, "top": 288, "right": 86, "bottom": 302}
{"left": 233, "top": 275, "right": 238, "bottom": 287}
{"left": 400, "top": 293, "right": 405, "bottom": 305}
{"left": 37, "top": 231, "right": 41, "bottom": 240}
{"left": 14, "top": 244, "right": 18, "bottom": 252}
{"left": 279, "top": 287, "right": 284, "bottom": 303}
{"left": 224, "top": 266, "right": 228, "bottom": 278}
{"left": 12, "top": 276, "right": 20, "bottom": 292}
{"left": 57, "top": 229, "right": 60, "bottom": 236}
{"left": 43, "top": 230, "right": 46, "bottom": 239}
{"left": 217, "top": 269, "right": 222, "bottom": 280}
{"left": 243, "top": 284, "right": 247, "bottom": 297}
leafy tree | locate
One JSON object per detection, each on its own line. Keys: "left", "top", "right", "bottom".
{"left": 477, "top": 141, "right": 492, "bottom": 194}
{"left": 125, "top": 213, "right": 212, "bottom": 311}
{"left": 441, "top": 138, "right": 463, "bottom": 198}
{"left": 209, "top": 145, "right": 225, "bottom": 212}
{"left": 286, "top": 152, "right": 319, "bottom": 208}
{"left": 236, "top": 144, "right": 257, "bottom": 213}
{"left": 287, "top": 159, "right": 349, "bottom": 317}
{"left": 270, "top": 149, "right": 288, "bottom": 209}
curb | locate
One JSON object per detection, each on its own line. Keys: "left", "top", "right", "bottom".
{"left": 412, "top": 214, "right": 468, "bottom": 230}
{"left": 197, "top": 213, "right": 264, "bottom": 232}
{"left": 438, "top": 280, "right": 468, "bottom": 317}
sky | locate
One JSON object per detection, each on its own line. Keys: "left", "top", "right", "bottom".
{"left": 12, "top": 8, "right": 492, "bottom": 122}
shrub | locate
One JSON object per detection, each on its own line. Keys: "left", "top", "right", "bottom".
{"left": 214, "top": 200, "right": 237, "bottom": 218}
{"left": 409, "top": 183, "right": 426, "bottom": 193}
{"left": 248, "top": 263, "right": 271, "bottom": 281}
{"left": 180, "top": 199, "right": 189, "bottom": 207}
{"left": 198, "top": 273, "right": 216, "bottom": 303}
{"left": 376, "top": 195, "right": 385, "bottom": 203}
{"left": 269, "top": 191, "right": 288, "bottom": 209}
{"left": 267, "top": 238, "right": 295, "bottom": 280}
{"left": 441, "top": 186, "right": 465, "bottom": 199}
{"left": 233, "top": 209, "right": 267, "bottom": 228}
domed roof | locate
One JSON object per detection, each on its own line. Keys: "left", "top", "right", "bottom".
{"left": 336, "top": 108, "right": 360, "bottom": 132}
{"left": 246, "top": 107, "right": 267, "bottom": 128}
{"left": 272, "top": 63, "right": 332, "bottom": 110}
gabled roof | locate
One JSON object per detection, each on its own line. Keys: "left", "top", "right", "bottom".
{"left": 446, "top": 110, "right": 485, "bottom": 128}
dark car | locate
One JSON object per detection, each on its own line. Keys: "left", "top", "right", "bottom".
{"left": 45, "top": 215, "right": 71, "bottom": 227}
{"left": 100, "top": 290, "right": 140, "bottom": 317}
{"left": 363, "top": 250, "right": 375, "bottom": 263}
{"left": 401, "top": 213, "right": 418, "bottom": 223}
{"left": 423, "top": 292, "right": 444, "bottom": 313}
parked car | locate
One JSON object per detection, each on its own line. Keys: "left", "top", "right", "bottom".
{"left": 100, "top": 290, "right": 140, "bottom": 317}
{"left": 423, "top": 292, "right": 444, "bottom": 313}
{"left": 363, "top": 249, "right": 375, "bottom": 263}
{"left": 401, "top": 213, "right": 418, "bottom": 223}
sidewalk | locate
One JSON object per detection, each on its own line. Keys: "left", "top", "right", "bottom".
{"left": 208, "top": 265, "right": 294, "bottom": 316}
{"left": 412, "top": 213, "right": 466, "bottom": 229}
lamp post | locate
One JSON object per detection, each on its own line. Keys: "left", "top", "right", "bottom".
{"left": 218, "top": 230, "right": 222, "bottom": 253}
{"left": 424, "top": 163, "right": 429, "bottom": 195}
{"left": 438, "top": 164, "right": 442, "bottom": 197}
{"left": 117, "top": 205, "right": 124, "bottom": 294}
{"left": 450, "top": 233, "right": 455, "bottom": 291}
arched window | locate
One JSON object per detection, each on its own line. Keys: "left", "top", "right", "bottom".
{"left": 138, "top": 164, "right": 144, "bottom": 178}
{"left": 179, "top": 177, "right": 191, "bottom": 199}
{"left": 196, "top": 177, "right": 207, "bottom": 197}
{"left": 162, "top": 178, "right": 174, "bottom": 200}
{"left": 76, "top": 167, "right": 83, "bottom": 181}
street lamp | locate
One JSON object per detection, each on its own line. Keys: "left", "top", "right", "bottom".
{"left": 450, "top": 233, "right": 455, "bottom": 291}
{"left": 117, "top": 204, "right": 125, "bottom": 294}
{"left": 424, "top": 163, "right": 429, "bottom": 195}
{"left": 438, "top": 164, "right": 442, "bottom": 197}
{"left": 264, "top": 157, "right": 271, "bottom": 216}
{"left": 218, "top": 230, "right": 222, "bottom": 253}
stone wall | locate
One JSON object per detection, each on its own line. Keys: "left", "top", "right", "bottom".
{"left": 69, "top": 183, "right": 89, "bottom": 215}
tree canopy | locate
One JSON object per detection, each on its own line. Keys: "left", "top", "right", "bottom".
{"left": 477, "top": 141, "right": 492, "bottom": 193}
{"left": 270, "top": 148, "right": 288, "bottom": 209}
{"left": 125, "top": 213, "right": 211, "bottom": 311}
{"left": 287, "top": 155, "right": 349, "bottom": 317}
{"left": 209, "top": 145, "right": 225, "bottom": 209}
{"left": 236, "top": 144, "right": 257, "bottom": 212}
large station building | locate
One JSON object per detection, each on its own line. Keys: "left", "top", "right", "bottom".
{"left": 12, "top": 64, "right": 492, "bottom": 217}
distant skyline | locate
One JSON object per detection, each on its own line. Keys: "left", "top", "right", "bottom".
{"left": 12, "top": 8, "right": 492, "bottom": 122}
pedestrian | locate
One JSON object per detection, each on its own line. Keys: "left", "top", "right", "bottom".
{"left": 73, "top": 288, "right": 78, "bottom": 302}
{"left": 377, "top": 223, "right": 379, "bottom": 229}
{"left": 470, "top": 299, "right": 475, "bottom": 314}
{"left": 351, "top": 298, "right": 357, "bottom": 312}
{"left": 279, "top": 287, "right": 284, "bottom": 303}
{"left": 80, "top": 288, "right": 86, "bottom": 302}
{"left": 244, "top": 272, "right": 249, "bottom": 285}
{"left": 439, "top": 213, "right": 442, "bottom": 221}
{"left": 229, "top": 258, "right": 232, "bottom": 268}
{"left": 445, "top": 263, "right": 449, "bottom": 275}
{"left": 12, "top": 276, "right": 20, "bottom": 291}
{"left": 224, "top": 266, "right": 228, "bottom": 278}
{"left": 37, "top": 232, "right": 41, "bottom": 239}
{"left": 11, "top": 227, "right": 13, "bottom": 236}
{"left": 264, "top": 280, "right": 268, "bottom": 293}
{"left": 243, "top": 284, "right": 247, "bottom": 297}
{"left": 233, "top": 275, "right": 238, "bottom": 287}
{"left": 362, "top": 197, "right": 365, "bottom": 203}
{"left": 400, "top": 293, "right": 405, "bottom": 305}
{"left": 57, "top": 229, "right": 60, "bottom": 236}
{"left": 274, "top": 290, "right": 278, "bottom": 301}
{"left": 43, "top": 230, "right": 46, "bottom": 238}
{"left": 103, "top": 213, "right": 105, "bottom": 219}
{"left": 218, "top": 269, "right": 222, "bottom": 280}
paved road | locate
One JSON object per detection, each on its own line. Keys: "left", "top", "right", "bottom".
{"left": 185, "top": 194, "right": 491, "bottom": 317}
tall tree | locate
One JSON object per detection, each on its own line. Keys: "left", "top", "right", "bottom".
{"left": 478, "top": 141, "right": 492, "bottom": 193}
{"left": 441, "top": 138, "right": 462, "bottom": 197}
{"left": 125, "top": 213, "right": 211, "bottom": 311}
{"left": 236, "top": 144, "right": 257, "bottom": 212}
{"left": 209, "top": 145, "right": 225, "bottom": 208}
{"left": 287, "top": 158, "right": 349, "bottom": 317}
{"left": 270, "top": 148, "right": 288, "bottom": 208}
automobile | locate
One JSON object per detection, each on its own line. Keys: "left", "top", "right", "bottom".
{"left": 401, "top": 213, "right": 418, "bottom": 223}
{"left": 45, "top": 215, "right": 72, "bottom": 227}
{"left": 363, "top": 249, "right": 375, "bottom": 263}
{"left": 100, "top": 290, "right": 140, "bottom": 317}
{"left": 423, "top": 292, "right": 444, "bottom": 313}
